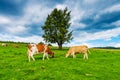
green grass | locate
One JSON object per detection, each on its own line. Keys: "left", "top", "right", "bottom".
{"left": 0, "top": 44, "right": 120, "bottom": 80}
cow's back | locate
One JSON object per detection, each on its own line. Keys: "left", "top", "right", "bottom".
{"left": 36, "top": 44, "right": 45, "bottom": 52}
{"left": 70, "top": 45, "right": 88, "bottom": 53}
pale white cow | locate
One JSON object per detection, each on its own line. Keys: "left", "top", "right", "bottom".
{"left": 1, "top": 43, "right": 7, "bottom": 46}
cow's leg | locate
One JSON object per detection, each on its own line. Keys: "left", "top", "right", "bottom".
{"left": 72, "top": 52, "right": 76, "bottom": 58}
{"left": 85, "top": 53, "right": 88, "bottom": 59}
{"left": 27, "top": 50, "right": 31, "bottom": 62}
{"left": 83, "top": 53, "right": 86, "bottom": 59}
{"left": 43, "top": 53, "right": 49, "bottom": 60}
{"left": 28, "top": 54, "right": 30, "bottom": 62}
{"left": 46, "top": 53, "right": 49, "bottom": 60}
{"left": 30, "top": 51, "right": 35, "bottom": 61}
{"left": 42, "top": 53, "right": 46, "bottom": 60}
{"left": 31, "top": 55, "right": 35, "bottom": 61}
{"left": 84, "top": 53, "right": 88, "bottom": 59}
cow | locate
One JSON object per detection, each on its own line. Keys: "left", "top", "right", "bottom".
{"left": 65, "top": 45, "right": 90, "bottom": 59}
{"left": 1, "top": 43, "right": 7, "bottom": 46}
{"left": 27, "top": 44, "right": 54, "bottom": 62}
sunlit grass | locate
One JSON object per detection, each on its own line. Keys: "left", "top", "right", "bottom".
{"left": 0, "top": 44, "right": 120, "bottom": 80}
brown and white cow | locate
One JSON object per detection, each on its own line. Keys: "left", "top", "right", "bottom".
{"left": 27, "top": 44, "right": 54, "bottom": 62}
{"left": 66, "top": 45, "right": 90, "bottom": 59}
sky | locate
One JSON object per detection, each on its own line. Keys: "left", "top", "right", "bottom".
{"left": 0, "top": 0, "right": 120, "bottom": 47}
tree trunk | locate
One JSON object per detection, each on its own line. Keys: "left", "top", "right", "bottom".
{"left": 58, "top": 44, "right": 62, "bottom": 50}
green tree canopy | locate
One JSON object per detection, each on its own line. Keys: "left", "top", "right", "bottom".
{"left": 42, "top": 7, "right": 73, "bottom": 49}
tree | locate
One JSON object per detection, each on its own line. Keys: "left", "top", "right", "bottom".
{"left": 42, "top": 7, "right": 73, "bottom": 49}
{"left": 39, "top": 42, "right": 44, "bottom": 44}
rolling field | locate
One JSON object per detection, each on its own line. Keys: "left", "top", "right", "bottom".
{"left": 0, "top": 44, "right": 120, "bottom": 80}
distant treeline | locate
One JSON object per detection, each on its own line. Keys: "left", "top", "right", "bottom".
{"left": 93, "top": 46, "right": 120, "bottom": 49}
{"left": 0, "top": 41, "right": 29, "bottom": 44}
{"left": 0, "top": 41, "right": 52, "bottom": 46}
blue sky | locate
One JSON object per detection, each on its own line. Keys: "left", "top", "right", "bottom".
{"left": 0, "top": 0, "right": 120, "bottom": 47}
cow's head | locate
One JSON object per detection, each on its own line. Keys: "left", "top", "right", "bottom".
{"left": 50, "top": 52, "right": 54, "bottom": 58}
{"left": 65, "top": 53, "right": 69, "bottom": 58}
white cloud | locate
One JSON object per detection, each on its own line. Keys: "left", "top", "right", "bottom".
{"left": 94, "top": 4, "right": 120, "bottom": 20}
{"left": 112, "top": 20, "right": 120, "bottom": 27}
{"left": 6, "top": 25, "right": 28, "bottom": 34}
{"left": 104, "top": 4, "right": 120, "bottom": 13}
{"left": 55, "top": 4, "right": 66, "bottom": 10}
{"left": 0, "top": 15, "right": 30, "bottom": 35}
{"left": 0, "top": 2, "right": 52, "bottom": 35}
{"left": 70, "top": 7, "right": 85, "bottom": 23}
{"left": 71, "top": 22, "right": 86, "bottom": 30}
{"left": 63, "top": 40, "right": 95, "bottom": 48}
{"left": 0, "top": 1, "right": 54, "bottom": 43}
{"left": 0, "top": 16, "right": 11, "bottom": 24}
{"left": 115, "top": 43, "right": 120, "bottom": 47}
{"left": 0, "top": 34, "right": 44, "bottom": 43}
{"left": 73, "top": 27, "right": 120, "bottom": 42}
{"left": 13, "top": 35, "right": 44, "bottom": 43}
{"left": 23, "top": 3, "right": 52, "bottom": 24}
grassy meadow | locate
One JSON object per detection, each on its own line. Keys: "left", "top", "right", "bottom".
{"left": 0, "top": 43, "right": 120, "bottom": 80}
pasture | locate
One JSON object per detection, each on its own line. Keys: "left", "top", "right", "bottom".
{"left": 0, "top": 43, "right": 120, "bottom": 80}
